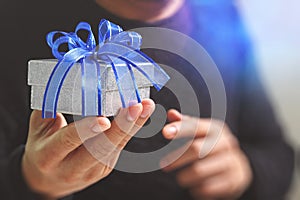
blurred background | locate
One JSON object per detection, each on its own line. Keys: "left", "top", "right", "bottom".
{"left": 237, "top": 0, "right": 300, "bottom": 199}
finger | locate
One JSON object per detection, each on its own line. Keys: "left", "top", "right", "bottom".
{"left": 62, "top": 136, "right": 120, "bottom": 176}
{"left": 176, "top": 153, "right": 230, "bottom": 187}
{"left": 29, "top": 110, "right": 67, "bottom": 137}
{"left": 81, "top": 164, "right": 112, "bottom": 185}
{"left": 160, "top": 139, "right": 198, "bottom": 170}
{"left": 162, "top": 118, "right": 226, "bottom": 140}
{"left": 102, "top": 102, "right": 143, "bottom": 149}
{"left": 167, "top": 109, "right": 182, "bottom": 122}
{"left": 65, "top": 99, "right": 155, "bottom": 168}
{"left": 127, "top": 99, "right": 155, "bottom": 137}
{"left": 41, "top": 116, "right": 111, "bottom": 165}
{"left": 190, "top": 173, "right": 236, "bottom": 199}
{"left": 103, "top": 99, "right": 155, "bottom": 149}
{"left": 162, "top": 116, "right": 198, "bottom": 140}
{"left": 162, "top": 115, "right": 204, "bottom": 140}
{"left": 161, "top": 133, "right": 233, "bottom": 171}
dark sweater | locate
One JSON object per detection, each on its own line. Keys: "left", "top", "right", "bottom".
{"left": 0, "top": 0, "right": 294, "bottom": 199}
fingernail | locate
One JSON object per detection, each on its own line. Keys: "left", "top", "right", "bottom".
{"left": 127, "top": 105, "right": 141, "bottom": 122}
{"left": 91, "top": 118, "right": 110, "bottom": 133}
{"left": 160, "top": 160, "right": 167, "bottom": 168}
{"left": 91, "top": 123, "right": 102, "bottom": 133}
{"left": 160, "top": 160, "right": 170, "bottom": 170}
{"left": 166, "top": 126, "right": 177, "bottom": 137}
{"left": 140, "top": 105, "right": 153, "bottom": 119}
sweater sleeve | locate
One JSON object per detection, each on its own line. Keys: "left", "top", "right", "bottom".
{"left": 0, "top": 145, "right": 43, "bottom": 200}
{"left": 0, "top": 142, "right": 75, "bottom": 200}
{"left": 237, "top": 52, "right": 295, "bottom": 200}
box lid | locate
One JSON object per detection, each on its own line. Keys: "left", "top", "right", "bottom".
{"left": 28, "top": 59, "right": 153, "bottom": 91}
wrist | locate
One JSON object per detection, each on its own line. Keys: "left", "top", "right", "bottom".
{"left": 21, "top": 154, "right": 56, "bottom": 200}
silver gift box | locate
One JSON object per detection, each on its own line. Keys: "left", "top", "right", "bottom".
{"left": 28, "top": 59, "right": 152, "bottom": 116}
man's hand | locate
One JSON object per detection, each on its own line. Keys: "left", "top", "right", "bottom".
{"left": 161, "top": 109, "right": 253, "bottom": 200}
{"left": 22, "top": 99, "right": 155, "bottom": 199}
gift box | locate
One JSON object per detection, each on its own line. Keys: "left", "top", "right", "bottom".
{"left": 27, "top": 19, "right": 169, "bottom": 118}
{"left": 28, "top": 59, "right": 153, "bottom": 116}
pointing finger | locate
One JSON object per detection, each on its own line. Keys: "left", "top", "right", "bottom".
{"left": 163, "top": 116, "right": 225, "bottom": 140}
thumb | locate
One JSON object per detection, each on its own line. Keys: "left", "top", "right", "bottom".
{"left": 29, "top": 110, "right": 67, "bottom": 137}
{"left": 167, "top": 109, "right": 182, "bottom": 122}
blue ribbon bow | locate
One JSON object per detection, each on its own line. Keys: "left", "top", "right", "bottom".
{"left": 42, "top": 19, "right": 170, "bottom": 118}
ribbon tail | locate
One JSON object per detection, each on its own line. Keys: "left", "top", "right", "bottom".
{"left": 96, "top": 61, "right": 103, "bottom": 116}
{"left": 42, "top": 60, "right": 76, "bottom": 118}
{"left": 108, "top": 56, "right": 140, "bottom": 108}
{"left": 97, "top": 43, "right": 170, "bottom": 91}
{"left": 127, "top": 62, "right": 141, "bottom": 103}
{"left": 81, "top": 57, "right": 100, "bottom": 116}
{"left": 42, "top": 48, "right": 89, "bottom": 118}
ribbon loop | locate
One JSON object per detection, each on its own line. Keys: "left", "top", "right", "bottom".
{"left": 43, "top": 19, "right": 170, "bottom": 118}
{"left": 111, "top": 31, "right": 142, "bottom": 50}
{"left": 98, "top": 19, "right": 123, "bottom": 45}
{"left": 75, "top": 22, "right": 96, "bottom": 50}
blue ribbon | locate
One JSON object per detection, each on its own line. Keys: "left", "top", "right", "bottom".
{"left": 42, "top": 19, "right": 170, "bottom": 118}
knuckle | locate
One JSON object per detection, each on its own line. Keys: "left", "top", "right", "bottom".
{"left": 62, "top": 174, "right": 78, "bottom": 184}
{"left": 134, "top": 119, "right": 145, "bottom": 129}
{"left": 228, "top": 134, "right": 239, "bottom": 147}
{"left": 89, "top": 142, "right": 112, "bottom": 160}
{"left": 223, "top": 154, "right": 234, "bottom": 168}
{"left": 192, "top": 163, "right": 203, "bottom": 176}
{"left": 60, "top": 129, "right": 80, "bottom": 149}
{"left": 111, "top": 126, "right": 128, "bottom": 140}
{"left": 35, "top": 154, "right": 52, "bottom": 173}
{"left": 83, "top": 165, "right": 112, "bottom": 183}
{"left": 199, "top": 185, "right": 213, "bottom": 196}
{"left": 190, "top": 142, "right": 201, "bottom": 157}
{"left": 108, "top": 129, "right": 131, "bottom": 149}
{"left": 102, "top": 156, "right": 118, "bottom": 171}
{"left": 115, "top": 128, "right": 130, "bottom": 139}
{"left": 129, "top": 123, "right": 143, "bottom": 136}
{"left": 117, "top": 137, "right": 130, "bottom": 149}
{"left": 36, "top": 158, "right": 51, "bottom": 173}
{"left": 83, "top": 170, "right": 98, "bottom": 183}
{"left": 113, "top": 118, "right": 132, "bottom": 133}
{"left": 101, "top": 164, "right": 113, "bottom": 177}
{"left": 222, "top": 133, "right": 238, "bottom": 150}
{"left": 87, "top": 138, "right": 121, "bottom": 163}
